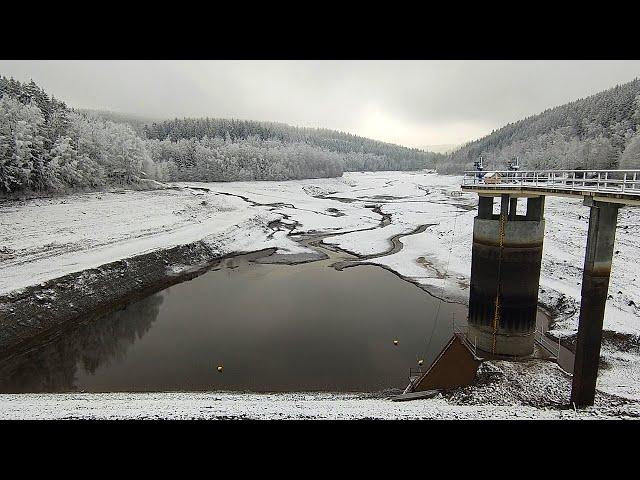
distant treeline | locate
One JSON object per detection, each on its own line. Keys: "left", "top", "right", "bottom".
{"left": 146, "top": 136, "right": 344, "bottom": 182}
{"left": 1, "top": 76, "right": 439, "bottom": 195}
{"left": 143, "top": 118, "right": 440, "bottom": 172}
{"left": 443, "top": 78, "right": 640, "bottom": 173}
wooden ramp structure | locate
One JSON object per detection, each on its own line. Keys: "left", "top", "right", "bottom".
{"left": 399, "top": 332, "right": 482, "bottom": 398}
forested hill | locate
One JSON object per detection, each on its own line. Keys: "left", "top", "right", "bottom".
{"left": 443, "top": 78, "right": 640, "bottom": 173}
{"left": 143, "top": 118, "right": 440, "bottom": 172}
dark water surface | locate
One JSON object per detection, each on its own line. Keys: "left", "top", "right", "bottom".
{"left": 0, "top": 252, "right": 467, "bottom": 393}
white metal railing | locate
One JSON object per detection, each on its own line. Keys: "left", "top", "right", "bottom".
{"left": 462, "top": 169, "right": 640, "bottom": 195}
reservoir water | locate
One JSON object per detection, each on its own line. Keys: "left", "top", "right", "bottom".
{"left": 0, "top": 246, "right": 468, "bottom": 393}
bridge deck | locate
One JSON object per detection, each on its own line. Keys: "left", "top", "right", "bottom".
{"left": 461, "top": 169, "right": 640, "bottom": 206}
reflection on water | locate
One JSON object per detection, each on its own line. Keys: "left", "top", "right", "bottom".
{"left": 0, "top": 254, "right": 466, "bottom": 393}
{"left": 0, "top": 295, "right": 163, "bottom": 393}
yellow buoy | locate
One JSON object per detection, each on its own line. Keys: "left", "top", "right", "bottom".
{"left": 393, "top": 340, "right": 399, "bottom": 346}
{"left": 217, "top": 365, "right": 223, "bottom": 373}
{"left": 418, "top": 359, "right": 424, "bottom": 366}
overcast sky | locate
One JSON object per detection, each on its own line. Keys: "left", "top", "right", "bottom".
{"left": 2, "top": 60, "right": 640, "bottom": 149}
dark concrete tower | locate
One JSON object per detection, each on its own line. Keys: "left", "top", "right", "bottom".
{"left": 467, "top": 194, "right": 545, "bottom": 356}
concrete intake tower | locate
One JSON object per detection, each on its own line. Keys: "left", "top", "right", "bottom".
{"left": 468, "top": 194, "right": 545, "bottom": 356}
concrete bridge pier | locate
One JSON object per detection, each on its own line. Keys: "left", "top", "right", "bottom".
{"left": 571, "top": 198, "right": 621, "bottom": 408}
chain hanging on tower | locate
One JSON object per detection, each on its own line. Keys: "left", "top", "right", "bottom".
{"left": 491, "top": 198, "right": 507, "bottom": 354}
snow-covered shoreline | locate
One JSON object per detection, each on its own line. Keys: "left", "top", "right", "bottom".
{"left": 2, "top": 171, "right": 640, "bottom": 411}
{"left": 0, "top": 390, "right": 636, "bottom": 420}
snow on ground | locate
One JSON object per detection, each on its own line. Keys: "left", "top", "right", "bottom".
{"left": 0, "top": 187, "right": 308, "bottom": 295}
{"left": 1, "top": 390, "right": 637, "bottom": 420}
{"left": 542, "top": 197, "right": 640, "bottom": 338}
{"left": 320, "top": 173, "right": 476, "bottom": 302}
{"left": 2, "top": 170, "right": 640, "bottom": 409}
{"left": 324, "top": 223, "right": 416, "bottom": 257}
{"left": 204, "top": 177, "right": 383, "bottom": 236}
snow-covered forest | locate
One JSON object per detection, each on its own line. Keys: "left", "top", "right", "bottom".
{"left": 0, "top": 77, "right": 156, "bottom": 195}
{"left": 143, "top": 117, "right": 440, "bottom": 172}
{"left": 0, "top": 76, "right": 440, "bottom": 195}
{"left": 145, "top": 136, "right": 345, "bottom": 182}
{"left": 443, "top": 78, "right": 640, "bottom": 173}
